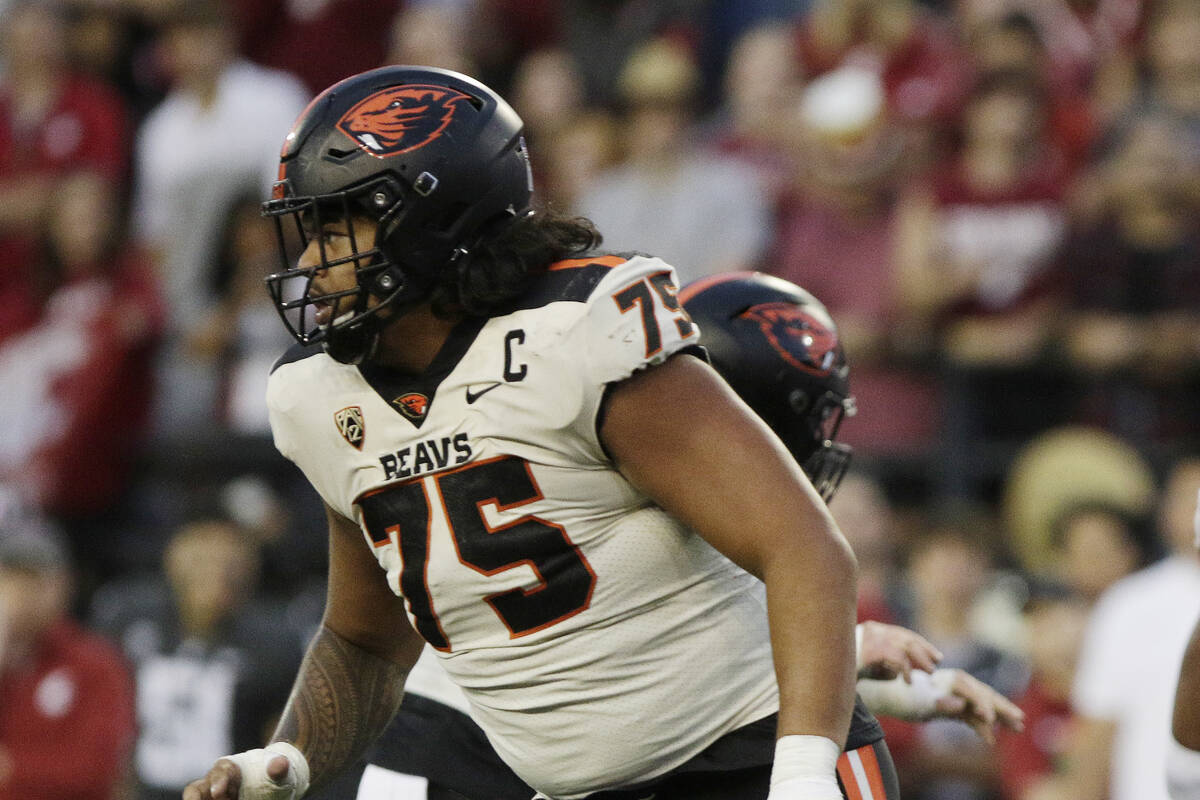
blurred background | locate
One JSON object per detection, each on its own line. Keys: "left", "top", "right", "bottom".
{"left": 0, "top": 0, "right": 1197, "bottom": 798}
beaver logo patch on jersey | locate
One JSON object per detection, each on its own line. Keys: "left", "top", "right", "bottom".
{"left": 334, "top": 406, "right": 365, "bottom": 449}
{"left": 394, "top": 392, "right": 430, "bottom": 421}
{"left": 337, "top": 85, "right": 470, "bottom": 158}
{"left": 740, "top": 302, "right": 838, "bottom": 376}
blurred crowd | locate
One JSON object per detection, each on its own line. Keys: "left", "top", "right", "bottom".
{"left": 0, "top": 0, "right": 1197, "bottom": 799}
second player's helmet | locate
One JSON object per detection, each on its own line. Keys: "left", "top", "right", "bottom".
{"left": 679, "top": 272, "right": 856, "bottom": 501}
{"left": 262, "top": 65, "right": 534, "bottom": 363}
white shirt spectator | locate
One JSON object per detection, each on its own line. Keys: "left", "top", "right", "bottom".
{"left": 133, "top": 59, "right": 308, "bottom": 332}
{"left": 578, "top": 152, "right": 770, "bottom": 286}
{"left": 1073, "top": 555, "right": 1200, "bottom": 800}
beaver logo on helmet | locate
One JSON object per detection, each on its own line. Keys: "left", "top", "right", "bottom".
{"left": 740, "top": 302, "right": 839, "bottom": 376}
{"left": 337, "top": 85, "right": 470, "bottom": 158}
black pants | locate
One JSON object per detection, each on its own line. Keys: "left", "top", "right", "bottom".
{"left": 583, "top": 738, "right": 900, "bottom": 800}
{"left": 375, "top": 695, "right": 900, "bottom": 800}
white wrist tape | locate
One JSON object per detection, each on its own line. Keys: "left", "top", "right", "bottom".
{"left": 221, "top": 741, "right": 310, "bottom": 800}
{"left": 855, "top": 623, "right": 865, "bottom": 672}
{"left": 856, "top": 668, "right": 956, "bottom": 721}
{"left": 1168, "top": 737, "right": 1200, "bottom": 800}
{"left": 768, "top": 735, "right": 842, "bottom": 799}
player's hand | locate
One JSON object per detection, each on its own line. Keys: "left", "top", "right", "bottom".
{"left": 182, "top": 750, "right": 299, "bottom": 800}
{"left": 930, "top": 668, "right": 1025, "bottom": 745}
{"left": 857, "top": 620, "right": 943, "bottom": 681}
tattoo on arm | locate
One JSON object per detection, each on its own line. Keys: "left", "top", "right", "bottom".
{"left": 272, "top": 625, "right": 408, "bottom": 788}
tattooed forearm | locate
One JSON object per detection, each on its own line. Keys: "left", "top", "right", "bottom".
{"left": 271, "top": 624, "right": 408, "bottom": 789}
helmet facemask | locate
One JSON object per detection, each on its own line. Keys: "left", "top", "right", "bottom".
{"left": 796, "top": 388, "right": 854, "bottom": 501}
{"left": 263, "top": 177, "right": 422, "bottom": 364}
{"left": 781, "top": 387, "right": 857, "bottom": 503}
{"left": 679, "top": 272, "right": 858, "bottom": 504}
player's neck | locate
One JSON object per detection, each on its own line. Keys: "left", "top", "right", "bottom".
{"left": 372, "top": 304, "right": 461, "bottom": 374}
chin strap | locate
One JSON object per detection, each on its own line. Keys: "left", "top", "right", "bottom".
{"left": 322, "top": 318, "right": 381, "bottom": 365}
{"left": 322, "top": 274, "right": 436, "bottom": 365}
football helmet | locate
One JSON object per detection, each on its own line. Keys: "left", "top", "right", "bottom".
{"left": 679, "top": 272, "right": 856, "bottom": 501}
{"left": 262, "top": 65, "right": 534, "bottom": 363}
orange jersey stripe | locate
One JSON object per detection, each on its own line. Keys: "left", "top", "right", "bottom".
{"left": 547, "top": 255, "right": 627, "bottom": 271}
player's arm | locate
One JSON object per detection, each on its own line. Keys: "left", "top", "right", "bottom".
{"left": 601, "top": 352, "right": 857, "bottom": 797}
{"left": 183, "top": 504, "right": 425, "bottom": 800}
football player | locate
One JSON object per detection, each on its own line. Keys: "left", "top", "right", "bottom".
{"left": 181, "top": 66, "right": 980, "bottom": 800}
{"left": 678, "top": 270, "right": 1023, "bottom": 749}
{"left": 359, "top": 272, "right": 1024, "bottom": 800}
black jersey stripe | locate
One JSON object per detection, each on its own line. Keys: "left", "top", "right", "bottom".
{"left": 271, "top": 340, "right": 324, "bottom": 374}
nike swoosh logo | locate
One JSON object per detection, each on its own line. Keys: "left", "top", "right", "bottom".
{"left": 465, "top": 382, "right": 502, "bottom": 404}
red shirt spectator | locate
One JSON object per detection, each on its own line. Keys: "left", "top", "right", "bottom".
{"left": 230, "top": 0, "right": 401, "bottom": 94}
{"left": 995, "top": 679, "right": 1075, "bottom": 800}
{"left": 0, "top": 522, "right": 136, "bottom": 800}
{"left": 963, "top": 11, "right": 1098, "bottom": 173}
{"left": 0, "top": 74, "right": 129, "bottom": 181}
{"left": 798, "top": 1, "right": 970, "bottom": 125}
{"left": 894, "top": 72, "right": 1069, "bottom": 369}
{"left": 0, "top": 172, "right": 163, "bottom": 519}
{"left": 6, "top": 257, "right": 164, "bottom": 516}
{"left": 993, "top": 586, "right": 1089, "bottom": 800}
{"left": 0, "top": 74, "right": 131, "bottom": 344}
{"left": 923, "top": 155, "right": 1067, "bottom": 316}
{"left": 0, "top": 620, "right": 136, "bottom": 800}
{"left": 0, "top": 4, "right": 131, "bottom": 343}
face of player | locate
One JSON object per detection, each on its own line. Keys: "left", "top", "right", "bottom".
{"left": 298, "top": 214, "right": 381, "bottom": 327}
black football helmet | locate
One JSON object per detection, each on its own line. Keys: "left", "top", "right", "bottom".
{"left": 262, "top": 65, "right": 534, "bottom": 363}
{"left": 679, "top": 272, "right": 856, "bottom": 501}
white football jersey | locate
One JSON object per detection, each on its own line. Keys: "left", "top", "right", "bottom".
{"left": 267, "top": 254, "right": 779, "bottom": 798}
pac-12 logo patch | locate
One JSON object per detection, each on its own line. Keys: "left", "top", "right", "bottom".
{"left": 739, "top": 302, "right": 839, "bottom": 376}
{"left": 394, "top": 392, "right": 430, "bottom": 421}
{"left": 337, "top": 85, "right": 470, "bottom": 158}
{"left": 334, "top": 406, "right": 365, "bottom": 450}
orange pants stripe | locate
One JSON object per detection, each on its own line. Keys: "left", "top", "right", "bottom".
{"left": 836, "top": 743, "right": 887, "bottom": 800}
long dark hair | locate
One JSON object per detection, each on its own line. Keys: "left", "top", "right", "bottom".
{"left": 430, "top": 209, "right": 602, "bottom": 317}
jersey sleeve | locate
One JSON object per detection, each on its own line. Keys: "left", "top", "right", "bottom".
{"left": 555, "top": 255, "right": 704, "bottom": 456}
{"left": 576, "top": 255, "right": 703, "bottom": 387}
